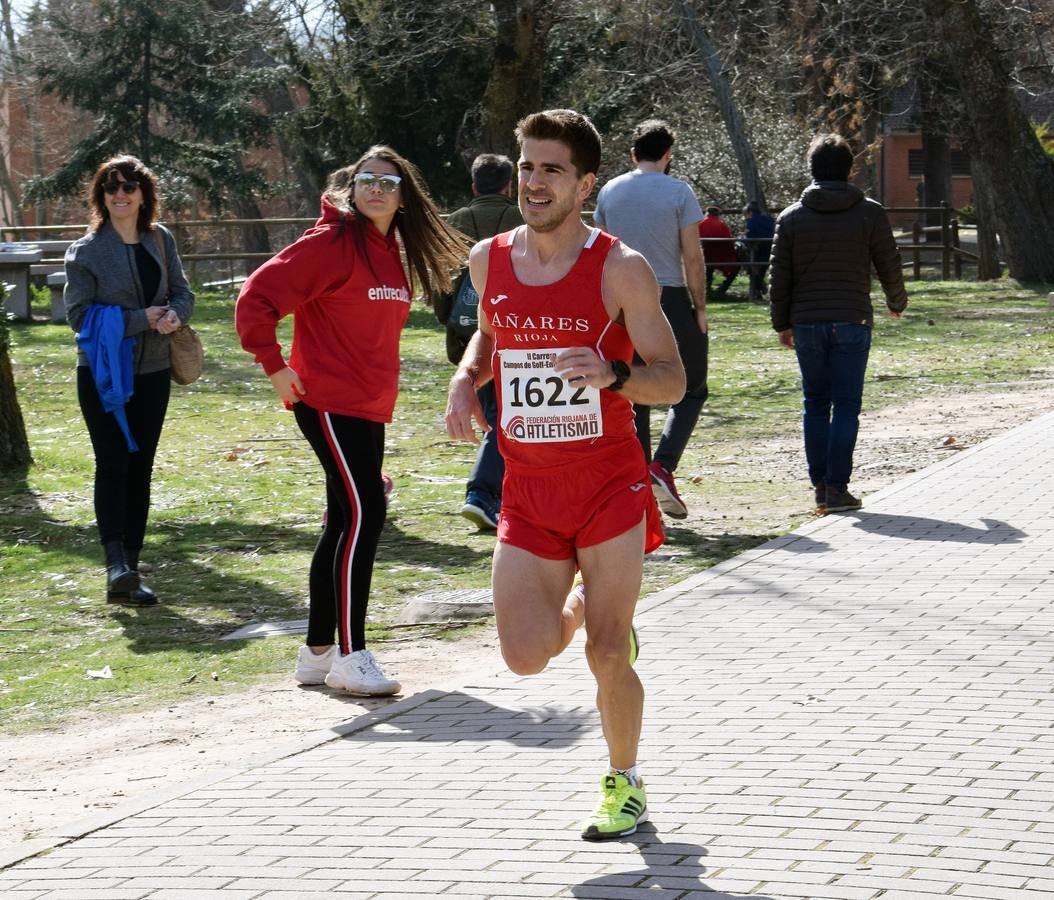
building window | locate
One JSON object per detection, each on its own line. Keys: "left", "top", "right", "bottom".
{"left": 908, "top": 148, "right": 971, "bottom": 177}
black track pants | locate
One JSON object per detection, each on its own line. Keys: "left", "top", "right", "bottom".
{"left": 293, "top": 402, "right": 386, "bottom": 654}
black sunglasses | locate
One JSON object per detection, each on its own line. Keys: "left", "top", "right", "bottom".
{"left": 104, "top": 181, "right": 140, "bottom": 195}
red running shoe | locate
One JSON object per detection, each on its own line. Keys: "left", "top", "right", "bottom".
{"left": 648, "top": 461, "right": 688, "bottom": 519}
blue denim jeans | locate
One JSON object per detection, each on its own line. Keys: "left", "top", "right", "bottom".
{"left": 793, "top": 321, "right": 872, "bottom": 491}
{"left": 466, "top": 380, "right": 504, "bottom": 503}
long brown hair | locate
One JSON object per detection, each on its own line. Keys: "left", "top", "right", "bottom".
{"left": 325, "top": 145, "right": 468, "bottom": 297}
{"left": 88, "top": 155, "right": 160, "bottom": 233}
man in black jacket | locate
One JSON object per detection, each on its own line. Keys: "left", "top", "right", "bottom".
{"left": 770, "top": 133, "right": 908, "bottom": 513}
{"left": 436, "top": 154, "right": 523, "bottom": 530}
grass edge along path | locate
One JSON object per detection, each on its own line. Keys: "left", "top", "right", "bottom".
{"left": 1, "top": 277, "right": 1051, "bottom": 732}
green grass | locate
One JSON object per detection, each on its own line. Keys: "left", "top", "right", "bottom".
{"left": 2, "top": 277, "right": 1051, "bottom": 730}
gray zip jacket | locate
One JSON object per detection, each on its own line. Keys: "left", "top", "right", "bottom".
{"left": 64, "top": 221, "right": 195, "bottom": 373}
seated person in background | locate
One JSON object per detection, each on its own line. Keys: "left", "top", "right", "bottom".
{"left": 697, "top": 205, "right": 739, "bottom": 300}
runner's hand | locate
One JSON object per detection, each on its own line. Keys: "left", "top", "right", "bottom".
{"left": 777, "top": 328, "right": 794, "bottom": 349}
{"left": 553, "top": 347, "right": 615, "bottom": 389}
{"left": 446, "top": 371, "right": 488, "bottom": 446}
{"left": 694, "top": 306, "right": 708, "bottom": 335}
{"left": 269, "top": 366, "right": 305, "bottom": 404}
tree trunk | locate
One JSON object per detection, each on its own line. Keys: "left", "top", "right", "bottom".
{"left": 140, "top": 30, "right": 152, "bottom": 165}
{"left": 230, "top": 190, "right": 270, "bottom": 276}
{"left": 926, "top": 0, "right": 1054, "bottom": 280}
{"left": 672, "top": 0, "right": 768, "bottom": 213}
{"left": 475, "top": 0, "right": 559, "bottom": 161}
{"left": 0, "top": 318, "right": 32, "bottom": 470}
{"left": 970, "top": 159, "right": 1003, "bottom": 280}
{"left": 920, "top": 130, "right": 950, "bottom": 244}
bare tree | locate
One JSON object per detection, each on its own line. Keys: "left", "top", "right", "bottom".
{"left": 923, "top": 0, "right": 1054, "bottom": 281}
{"left": 461, "top": 0, "right": 560, "bottom": 162}
{"left": 671, "top": 0, "right": 768, "bottom": 211}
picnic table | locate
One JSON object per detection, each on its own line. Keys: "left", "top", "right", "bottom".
{"left": 0, "top": 243, "right": 44, "bottom": 320}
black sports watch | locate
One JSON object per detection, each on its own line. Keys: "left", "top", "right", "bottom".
{"left": 607, "top": 359, "right": 631, "bottom": 392}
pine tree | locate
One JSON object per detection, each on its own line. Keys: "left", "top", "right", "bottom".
{"left": 23, "top": 0, "right": 281, "bottom": 211}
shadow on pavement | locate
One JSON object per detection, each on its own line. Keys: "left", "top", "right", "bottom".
{"left": 771, "top": 534, "right": 830, "bottom": 553}
{"left": 572, "top": 829, "right": 777, "bottom": 899}
{"left": 845, "top": 511, "right": 1025, "bottom": 543}
{"left": 337, "top": 690, "right": 593, "bottom": 749}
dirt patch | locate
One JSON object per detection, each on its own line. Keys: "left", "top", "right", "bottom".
{"left": 2, "top": 382, "right": 1052, "bottom": 848}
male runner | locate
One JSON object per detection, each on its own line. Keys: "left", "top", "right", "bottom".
{"left": 445, "top": 109, "right": 685, "bottom": 839}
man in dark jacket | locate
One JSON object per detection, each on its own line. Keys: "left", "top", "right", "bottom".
{"left": 770, "top": 133, "right": 908, "bottom": 513}
{"left": 436, "top": 154, "right": 523, "bottom": 530}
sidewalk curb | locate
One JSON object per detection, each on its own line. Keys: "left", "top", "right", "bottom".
{"left": 0, "top": 686, "right": 451, "bottom": 868}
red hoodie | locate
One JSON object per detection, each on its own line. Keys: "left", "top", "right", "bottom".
{"left": 235, "top": 197, "right": 411, "bottom": 422}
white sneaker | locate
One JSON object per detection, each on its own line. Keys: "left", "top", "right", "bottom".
{"left": 324, "top": 649, "right": 401, "bottom": 696}
{"left": 294, "top": 644, "right": 336, "bottom": 685}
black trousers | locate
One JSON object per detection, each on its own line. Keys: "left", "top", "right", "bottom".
{"left": 634, "top": 286, "right": 709, "bottom": 472}
{"left": 77, "top": 366, "right": 171, "bottom": 553}
{"left": 294, "top": 402, "right": 387, "bottom": 655}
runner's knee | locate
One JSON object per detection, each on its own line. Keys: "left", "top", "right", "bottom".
{"left": 584, "top": 633, "right": 630, "bottom": 680}
{"left": 501, "top": 643, "right": 549, "bottom": 676}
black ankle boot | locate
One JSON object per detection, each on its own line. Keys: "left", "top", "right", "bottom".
{"left": 107, "top": 548, "right": 158, "bottom": 606}
{"left": 104, "top": 541, "right": 139, "bottom": 593}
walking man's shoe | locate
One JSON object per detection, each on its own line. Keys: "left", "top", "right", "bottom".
{"left": 581, "top": 773, "right": 649, "bottom": 840}
{"left": 461, "top": 491, "right": 499, "bottom": 530}
{"left": 648, "top": 461, "right": 688, "bottom": 519}
{"left": 814, "top": 482, "right": 826, "bottom": 510}
{"left": 824, "top": 486, "right": 862, "bottom": 512}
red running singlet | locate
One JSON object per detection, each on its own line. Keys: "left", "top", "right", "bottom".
{"left": 484, "top": 226, "right": 639, "bottom": 472}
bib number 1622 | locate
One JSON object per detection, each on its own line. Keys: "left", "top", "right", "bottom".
{"left": 507, "top": 375, "right": 589, "bottom": 409}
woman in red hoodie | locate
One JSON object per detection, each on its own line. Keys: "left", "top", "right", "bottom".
{"left": 236, "top": 146, "right": 466, "bottom": 696}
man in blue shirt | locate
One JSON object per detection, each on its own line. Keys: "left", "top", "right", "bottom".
{"left": 742, "top": 200, "right": 775, "bottom": 303}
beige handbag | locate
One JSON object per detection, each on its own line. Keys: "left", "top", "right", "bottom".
{"left": 155, "top": 226, "right": 203, "bottom": 385}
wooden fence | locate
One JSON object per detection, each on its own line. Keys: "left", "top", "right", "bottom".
{"left": 1, "top": 204, "right": 985, "bottom": 283}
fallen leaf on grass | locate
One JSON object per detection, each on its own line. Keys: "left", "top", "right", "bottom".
{"left": 86, "top": 665, "right": 113, "bottom": 679}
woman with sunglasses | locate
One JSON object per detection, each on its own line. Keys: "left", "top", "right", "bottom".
{"left": 236, "top": 145, "right": 466, "bottom": 696}
{"left": 64, "top": 155, "right": 195, "bottom": 606}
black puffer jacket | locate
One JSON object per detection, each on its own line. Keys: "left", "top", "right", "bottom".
{"left": 769, "top": 181, "right": 908, "bottom": 332}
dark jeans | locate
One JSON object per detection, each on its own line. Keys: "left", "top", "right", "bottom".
{"left": 793, "top": 322, "right": 872, "bottom": 490}
{"left": 634, "top": 286, "right": 709, "bottom": 473}
{"left": 748, "top": 242, "right": 772, "bottom": 298}
{"left": 706, "top": 265, "right": 738, "bottom": 296}
{"left": 466, "top": 380, "right": 503, "bottom": 503}
{"left": 77, "top": 365, "right": 171, "bottom": 553}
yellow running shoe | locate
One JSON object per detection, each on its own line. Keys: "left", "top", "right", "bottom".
{"left": 581, "top": 773, "right": 648, "bottom": 840}
{"left": 629, "top": 623, "right": 640, "bottom": 666}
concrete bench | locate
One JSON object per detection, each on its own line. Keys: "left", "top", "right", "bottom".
{"left": 0, "top": 245, "right": 44, "bottom": 319}
{"left": 47, "top": 271, "right": 66, "bottom": 323}
{"left": 30, "top": 239, "right": 74, "bottom": 278}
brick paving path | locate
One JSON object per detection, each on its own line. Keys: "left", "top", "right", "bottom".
{"left": 3, "top": 413, "right": 1052, "bottom": 899}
